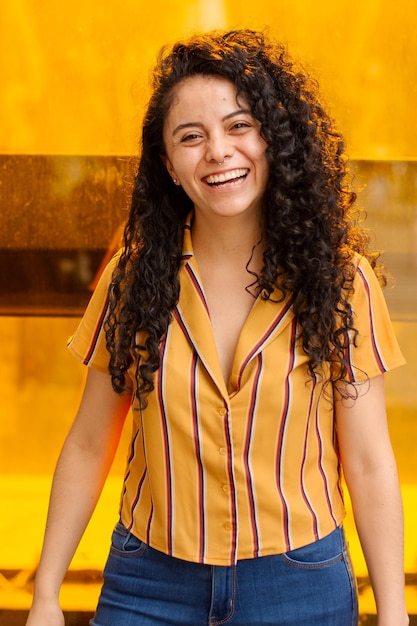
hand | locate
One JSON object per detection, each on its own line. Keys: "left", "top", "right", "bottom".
{"left": 25, "top": 598, "right": 65, "bottom": 626}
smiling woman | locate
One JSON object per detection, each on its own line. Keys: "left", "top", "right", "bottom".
{"left": 26, "top": 29, "right": 408, "bottom": 626}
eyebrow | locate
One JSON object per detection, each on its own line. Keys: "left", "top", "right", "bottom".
{"left": 172, "top": 108, "right": 254, "bottom": 136}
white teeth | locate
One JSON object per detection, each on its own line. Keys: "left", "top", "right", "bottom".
{"left": 205, "top": 168, "right": 248, "bottom": 185}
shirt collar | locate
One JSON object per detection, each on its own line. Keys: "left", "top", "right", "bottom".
{"left": 181, "top": 211, "right": 195, "bottom": 261}
{"left": 176, "top": 213, "right": 295, "bottom": 398}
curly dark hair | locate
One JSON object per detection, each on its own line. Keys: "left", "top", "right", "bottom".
{"left": 105, "top": 28, "right": 380, "bottom": 405}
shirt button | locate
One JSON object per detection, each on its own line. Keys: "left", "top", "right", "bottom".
{"left": 222, "top": 484, "right": 230, "bottom": 493}
{"left": 224, "top": 522, "right": 232, "bottom": 531}
{"left": 218, "top": 447, "right": 227, "bottom": 455}
{"left": 217, "top": 408, "right": 227, "bottom": 417}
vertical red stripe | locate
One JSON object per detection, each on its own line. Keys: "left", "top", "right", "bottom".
{"left": 275, "top": 318, "right": 297, "bottom": 550}
{"left": 157, "top": 337, "right": 173, "bottom": 555}
{"left": 145, "top": 503, "right": 153, "bottom": 545}
{"left": 126, "top": 463, "right": 147, "bottom": 531}
{"left": 190, "top": 354, "right": 206, "bottom": 562}
{"left": 314, "top": 401, "right": 338, "bottom": 525}
{"left": 357, "top": 265, "right": 387, "bottom": 373}
{"left": 185, "top": 264, "right": 210, "bottom": 315}
{"left": 243, "top": 353, "right": 263, "bottom": 557}
{"left": 299, "top": 374, "right": 320, "bottom": 539}
{"left": 223, "top": 413, "right": 238, "bottom": 564}
{"left": 237, "top": 297, "right": 294, "bottom": 389}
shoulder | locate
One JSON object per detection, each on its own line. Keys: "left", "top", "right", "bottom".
{"left": 342, "top": 253, "right": 405, "bottom": 379}
{"left": 92, "top": 249, "right": 124, "bottom": 295}
{"left": 345, "top": 252, "right": 384, "bottom": 304}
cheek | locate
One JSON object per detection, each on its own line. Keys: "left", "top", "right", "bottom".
{"left": 175, "top": 154, "right": 202, "bottom": 184}
{"left": 255, "top": 145, "right": 269, "bottom": 178}
{"left": 258, "top": 138, "right": 269, "bottom": 159}
{"left": 245, "top": 134, "right": 268, "bottom": 161}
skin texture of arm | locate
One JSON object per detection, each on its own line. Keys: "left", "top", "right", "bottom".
{"left": 335, "top": 374, "right": 409, "bottom": 626}
{"left": 25, "top": 368, "right": 132, "bottom": 626}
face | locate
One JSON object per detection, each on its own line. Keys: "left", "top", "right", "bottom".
{"left": 162, "top": 75, "right": 269, "bottom": 223}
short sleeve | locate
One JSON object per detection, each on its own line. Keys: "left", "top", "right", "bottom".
{"left": 344, "top": 255, "right": 406, "bottom": 382}
{"left": 67, "top": 253, "right": 120, "bottom": 372}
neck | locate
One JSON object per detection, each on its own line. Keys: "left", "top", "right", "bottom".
{"left": 191, "top": 212, "right": 263, "bottom": 264}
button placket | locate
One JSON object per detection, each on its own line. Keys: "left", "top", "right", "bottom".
{"left": 214, "top": 403, "right": 235, "bottom": 542}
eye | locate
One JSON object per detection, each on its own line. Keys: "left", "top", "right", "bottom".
{"left": 231, "top": 122, "right": 250, "bottom": 130}
{"left": 180, "top": 132, "right": 201, "bottom": 143}
{"left": 229, "top": 119, "right": 257, "bottom": 134}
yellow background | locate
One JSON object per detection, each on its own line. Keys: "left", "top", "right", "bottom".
{"left": 1, "top": 0, "right": 416, "bottom": 159}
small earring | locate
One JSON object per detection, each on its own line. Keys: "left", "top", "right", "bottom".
{"left": 172, "top": 178, "right": 178, "bottom": 184}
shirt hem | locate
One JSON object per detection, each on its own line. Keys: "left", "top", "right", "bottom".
{"left": 123, "top": 514, "right": 347, "bottom": 567}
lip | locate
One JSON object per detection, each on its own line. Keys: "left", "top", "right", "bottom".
{"left": 202, "top": 168, "right": 249, "bottom": 187}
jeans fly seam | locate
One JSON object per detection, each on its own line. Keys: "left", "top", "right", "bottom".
{"left": 209, "top": 566, "right": 236, "bottom": 626}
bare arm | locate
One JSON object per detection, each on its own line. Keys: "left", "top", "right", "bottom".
{"left": 26, "top": 368, "right": 131, "bottom": 625}
{"left": 335, "top": 374, "right": 408, "bottom": 626}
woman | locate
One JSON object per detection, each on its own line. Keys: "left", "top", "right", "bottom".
{"left": 26, "top": 29, "right": 408, "bottom": 625}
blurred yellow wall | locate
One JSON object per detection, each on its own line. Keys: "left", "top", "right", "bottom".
{"left": 0, "top": 0, "right": 416, "bottom": 159}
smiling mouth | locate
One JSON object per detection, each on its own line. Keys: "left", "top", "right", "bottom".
{"left": 204, "top": 168, "right": 249, "bottom": 188}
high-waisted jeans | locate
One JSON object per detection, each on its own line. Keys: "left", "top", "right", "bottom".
{"left": 90, "top": 521, "right": 358, "bottom": 625}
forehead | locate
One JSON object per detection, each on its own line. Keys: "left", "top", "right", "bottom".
{"left": 165, "top": 75, "right": 247, "bottom": 120}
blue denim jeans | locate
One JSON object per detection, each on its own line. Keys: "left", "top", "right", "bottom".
{"left": 90, "top": 521, "right": 358, "bottom": 625}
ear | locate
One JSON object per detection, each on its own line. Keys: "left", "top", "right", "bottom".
{"left": 160, "top": 155, "right": 179, "bottom": 184}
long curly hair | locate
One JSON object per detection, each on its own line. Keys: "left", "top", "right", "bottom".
{"left": 105, "top": 28, "right": 380, "bottom": 405}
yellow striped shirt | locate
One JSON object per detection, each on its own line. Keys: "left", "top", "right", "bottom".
{"left": 68, "top": 219, "right": 405, "bottom": 565}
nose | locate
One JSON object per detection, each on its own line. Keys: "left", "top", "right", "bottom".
{"left": 206, "top": 131, "right": 234, "bottom": 164}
